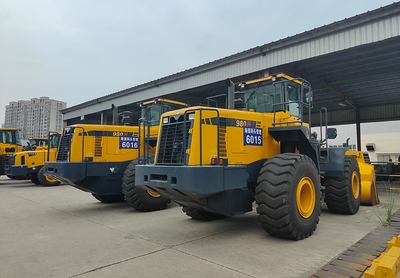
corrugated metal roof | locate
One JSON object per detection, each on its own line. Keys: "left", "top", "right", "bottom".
{"left": 63, "top": 2, "right": 400, "bottom": 126}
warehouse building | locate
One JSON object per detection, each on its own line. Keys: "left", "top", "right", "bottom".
{"left": 61, "top": 2, "right": 400, "bottom": 151}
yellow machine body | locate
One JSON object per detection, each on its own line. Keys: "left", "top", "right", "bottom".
{"left": 182, "top": 109, "right": 302, "bottom": 166}
{"left": 63, "top": 124, "right": 156, "bottom": 163}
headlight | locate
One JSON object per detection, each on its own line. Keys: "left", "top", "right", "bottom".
{"left": 162, "top": 117, "right": 169, "bottom": 124}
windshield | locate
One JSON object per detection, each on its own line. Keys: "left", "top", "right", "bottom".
{"left": 141, "top": 105, "right": 162, "bottom": 126}
{"left": 241, "top": 82, "right": 284, "bottom": 113}
{"left": 29, "top": 138, "right": 48, "bottom": 147}
{"left": 240, "top": 80, "right": 302, "bottom": 116}
{"left": 49, "top": 134, "right": 60, "bottom": 148}
{"left": 0, "top": 130, "right": 21, "bottom": 145}
{"left": 141, "top": 103, "right": 185, "bottom": 126}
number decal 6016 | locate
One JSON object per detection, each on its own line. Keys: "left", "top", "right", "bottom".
{"left": 119, "top": 137, "right": 139, "bottom": 149}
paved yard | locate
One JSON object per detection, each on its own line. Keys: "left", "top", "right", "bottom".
{"left": 0, "top": 176, "right": 397, "bottom": 278}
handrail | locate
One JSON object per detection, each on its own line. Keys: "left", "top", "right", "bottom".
{"left": 319, "top": 107, "right": 328, "bottom": 147}
{"left": 206, "top": 94, "right": 227, "bottom": 108}
{"left": 74, "top": 126, "right": 85, "bottom": 162}
{"left": 137, "top": 117, "right": 152, "bottom": 165}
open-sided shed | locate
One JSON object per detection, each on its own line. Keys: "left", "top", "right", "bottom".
{"left": 62, "top": 2, "right": 400, "bottom": 150}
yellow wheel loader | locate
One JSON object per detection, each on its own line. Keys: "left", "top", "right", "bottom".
{"left": 0, "top": 128, "right": 23, "bottom": 178}
{"left": 135, "top": 73, "right": 379, "bottom": 240}
{"left": 44, "top": 99, "right": 188, "bottom": 210}
{"left": 23, "top": 137, "right": 49, "bottom": 151}
{"left": 5, "top": 132, "right": 61, "bottom": 186}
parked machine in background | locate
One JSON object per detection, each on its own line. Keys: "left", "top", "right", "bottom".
{"left": 135, "top": 73, "right": 379, "bottom": 240}
{"left": 372, "top": 159, "right": 400, "bottom": 182}
{"left": 23, "top": 137, "right": 49, "bottom": 151}
{"left": 0, "top": 128, "right": 23, "bottom": 178}
{"left": 44, "top": 99, "right": 188, "bottom": 210}
{"left": 5, "top": 132, "right": 61, "bottom": 186}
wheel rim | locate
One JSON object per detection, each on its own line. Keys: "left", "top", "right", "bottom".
{"left": 46, "top": 176, "right": 57, "bottom": 183}
{"left": 147, "top": 190, "right": 161, "bottom": 198}
{"left": 296, "top": 177, "right": 316, "bottom": 219}
{"left": 351, "top": 171, "right": 360, "bottom": 199}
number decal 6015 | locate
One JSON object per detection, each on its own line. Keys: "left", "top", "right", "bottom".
{"left": 245, "top": 134, "right": 262, "bottom": 145}
{"left": 243, "top": 128, "right": 262, "bottom": 146}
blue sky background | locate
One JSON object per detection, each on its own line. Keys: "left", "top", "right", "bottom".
{"left": 0, "top": 0, "right": 397, "bottom": 125}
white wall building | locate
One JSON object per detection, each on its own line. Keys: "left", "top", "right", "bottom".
{"left": 4, "top": 97, "right": 66, "bottom": 140}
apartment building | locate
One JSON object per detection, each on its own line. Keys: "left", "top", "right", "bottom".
{"left": 4, "top": 97, "right": 67, "bottom": 140}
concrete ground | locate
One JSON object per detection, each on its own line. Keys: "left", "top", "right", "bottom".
{"left": 0, "top": 176, "right": 398, "bottom": 278}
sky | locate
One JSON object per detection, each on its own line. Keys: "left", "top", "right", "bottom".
{"left": 0, "top": 0, "right": 397, "bottom": 125}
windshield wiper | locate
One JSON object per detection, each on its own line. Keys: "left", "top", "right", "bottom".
{"left": 245, "top": 83, "right": 260, "bottom": 105}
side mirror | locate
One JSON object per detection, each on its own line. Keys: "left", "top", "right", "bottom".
{"left": 327, "top": 128, "right": 337, "bottom": 139}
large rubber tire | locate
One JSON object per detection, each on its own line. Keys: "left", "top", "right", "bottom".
{"left": 30, "top": 173, "right": 41, "bottom": 185}
{"left": 122, "top": 156, "right": 171, "bottom": 212}
{"left": 182, "top": 206, "right": 224, "bottom": 221}
{"left": 37, "top": 167, "right": 61, "bottom": 186}
{"left": 92, "top": 193, "right": 125, "bottom": 203}
{"left": 324, "top": 156, "right": 361, "bottom": 215}
{"left": 256, "top": 153, "right": 321, "bottom": 240}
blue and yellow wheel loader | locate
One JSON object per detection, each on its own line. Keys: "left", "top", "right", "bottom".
{"left": 44, "top": 99, "right": 188, "bottom": 211}
{"left": 135, "top": 73, "right": 379, "bottom": 240}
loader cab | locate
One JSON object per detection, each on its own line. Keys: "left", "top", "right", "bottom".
{"left": 0, "top": 128, "right": 22, "bottom": 150}
{"left": 140, "top": 104, "right": 163, "bottom": 127}
{"left": 238, "top": 74, "right": 313, "bottom": 121}
{"left": 239, "top": 80, "right": 281, "bottom": 113}
{"left": 140, "top": 99, "right": 189, "bottom": 127}
{"left": 27, "top": 138, "right": 48, "bottom": 150}
{"left": 48, "top": 133, "right": 61, "bottom": 149}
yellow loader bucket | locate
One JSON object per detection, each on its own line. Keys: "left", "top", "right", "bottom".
{"left": 346, "top": 151, "right": 380, "bottom": 205}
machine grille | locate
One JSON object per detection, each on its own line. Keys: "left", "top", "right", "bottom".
{"left": 219, "top": 118, "right": 227, "bottom": 157}
{"left": 156, "top": 115, "right": 191, "bottom": 165}
{"left": 94, "top": 136, "right": 102, "bottom": 157}
{"left": 363, "top": 152, "right": 371, "bottom": 163}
